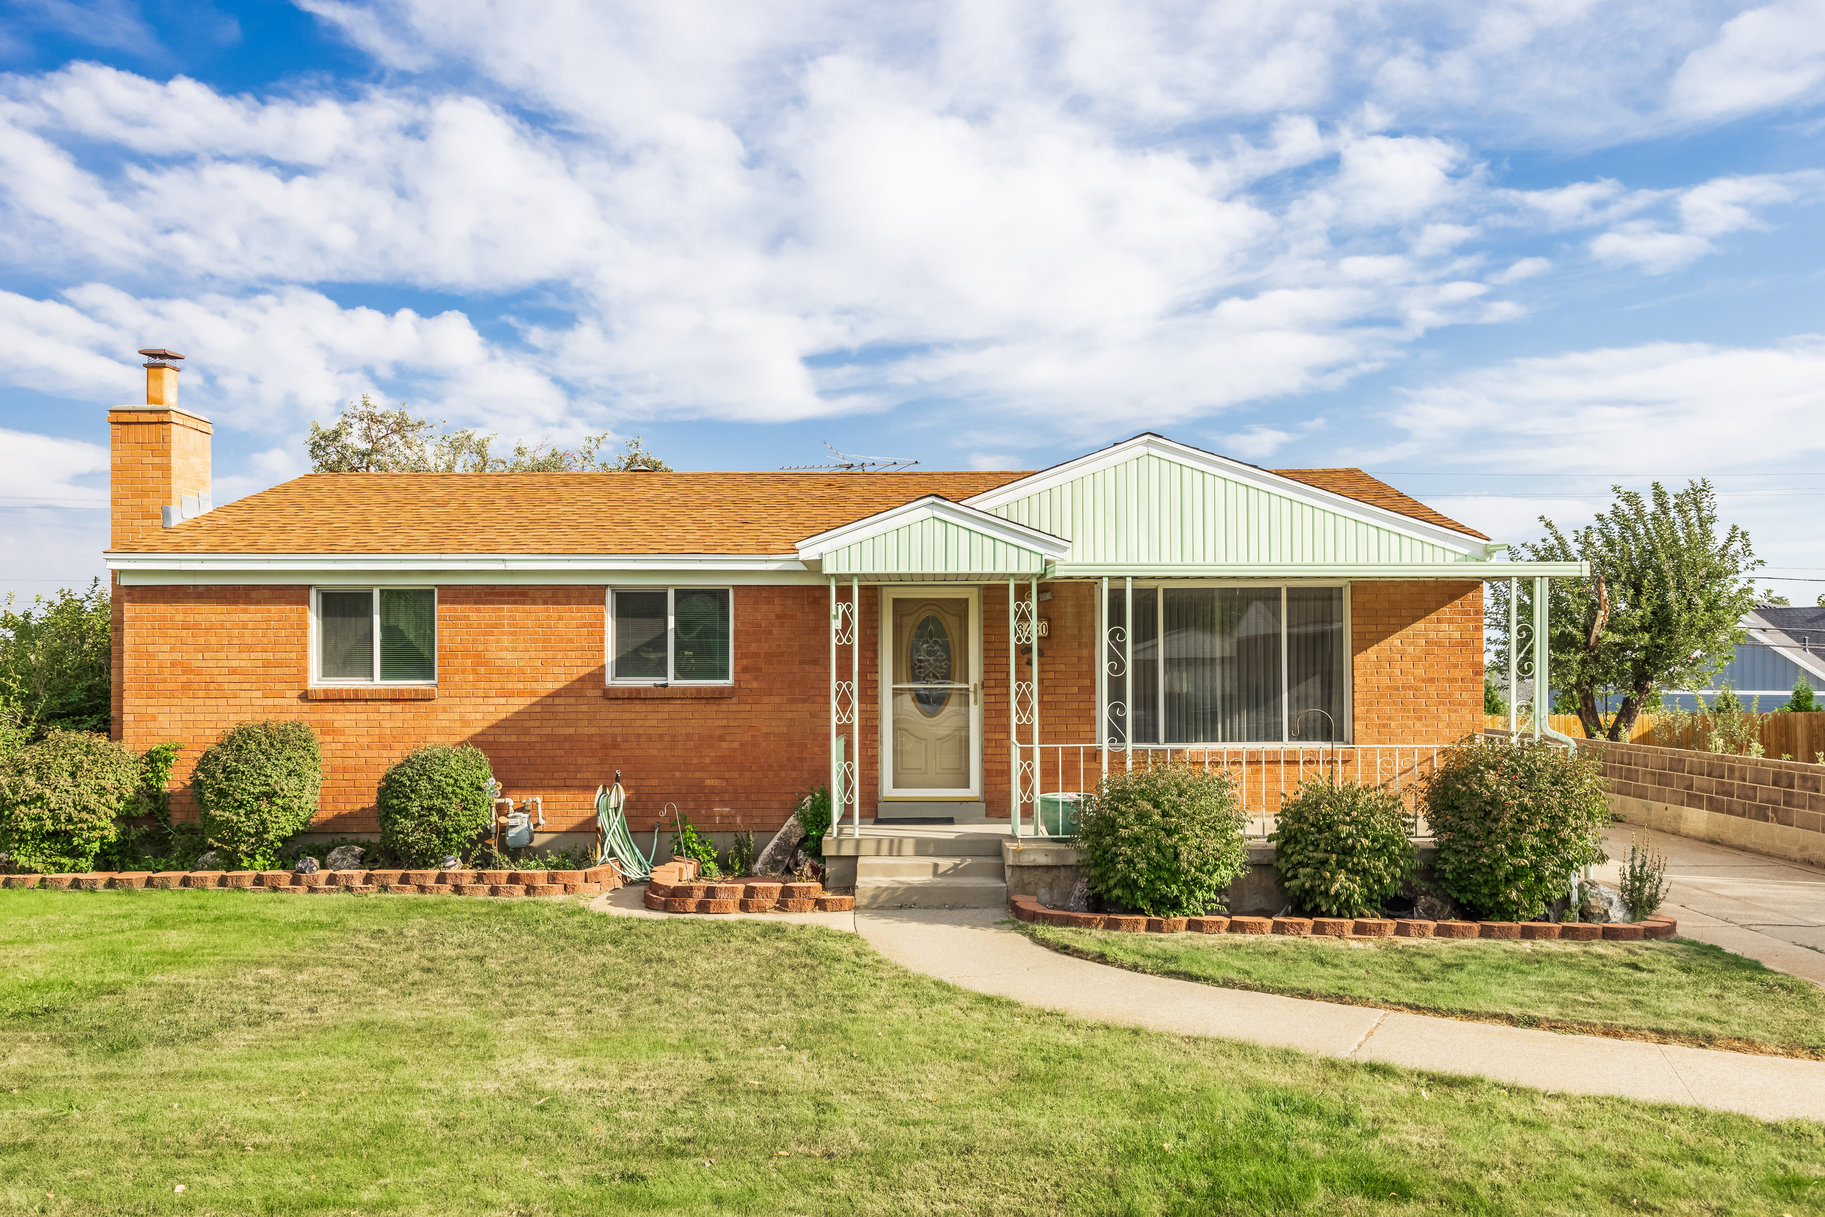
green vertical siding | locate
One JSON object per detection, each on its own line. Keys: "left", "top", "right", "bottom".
{"left": 821, "top": 516, "right": 1049, "bottom": 576}
{"left": 986, "top": 452, "right": 1469, "bottom": 566}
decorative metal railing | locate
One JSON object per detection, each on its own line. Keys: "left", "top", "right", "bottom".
{"left": 1013, "top": 743, "right": 1454, "bottom": 839}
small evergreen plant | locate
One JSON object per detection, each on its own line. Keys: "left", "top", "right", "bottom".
{"left": 376, "top": 745, "right": 495, "bottom": 867}
{"left": 1618, "top": 831, "right": 1670, "bottom": 921}
{"left": 1272, "top": 779, "right": 1417, "bottom": 918}
{"left": 1073, "top": 764, "right": 1247, "bottom": 917}
{"left": 192, "top": 721, "right": 323, "bottom": 870}
{"left": 1423, "top": 739, "right": 1609, "bottom": 921}
{"left": 0, "top": 729, "right": 140, "bottom": 872}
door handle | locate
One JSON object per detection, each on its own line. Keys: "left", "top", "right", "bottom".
{"left": 972, "top": 682, "right": 981, "bottom": 705}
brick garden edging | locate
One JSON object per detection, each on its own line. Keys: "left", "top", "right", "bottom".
{"left": 643, "top": 859, "right": 856, "bottom": 914}
{"left": 1, "top": 864, "right": 624, "bottom": 898}
{"left": 1009, "top": 895, "right": 1676, "bottom": 942}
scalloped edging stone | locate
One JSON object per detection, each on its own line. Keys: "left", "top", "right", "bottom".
{"left": 0, "top": 865, "right": 623, "bottom": 901}
{"left": 636, "top": 862, "right": 840, "bottom": 916}
{"left": 1008, "top": 895, "right": 1677, "bottom": 943}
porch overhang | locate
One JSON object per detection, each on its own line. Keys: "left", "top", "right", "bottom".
{"left": 1050, "top": 560, "right": 1589, "bottom": 579}
{"left": 796, "top": 496, "right": 1069, "bottom": 580}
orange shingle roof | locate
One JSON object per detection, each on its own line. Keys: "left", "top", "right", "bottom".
{"left": 117, "top": 465, "right": 1483, "bottom": 554}
{"left": 1273, "top": 468, "right": 1487, "bottom": 540}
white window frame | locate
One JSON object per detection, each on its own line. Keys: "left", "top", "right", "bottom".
{"left": 309, "top": 586, "right": 439, "bottom": 686}
{"left": 1105, "top": 580, "right": 1352, "bottom": 747}
{"left": 606, "top": 586, "right": 735, "bottom": 686}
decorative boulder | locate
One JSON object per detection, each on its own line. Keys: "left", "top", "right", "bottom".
{"left": 440, "top": 855, "right": 461, "bottom": 870}
{"left": 194, "top": 850, "right": 222, "bottom": 870}
{"left": 293, "top": 856, "right": 320, "bottom": 874}
{"left": 326, "top": 844, "right": 366, "bottom": 871}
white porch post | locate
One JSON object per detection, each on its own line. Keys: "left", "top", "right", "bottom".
{"left": 850, "top": 576, "right": 860, "bottom": 835}
{"left": 1124, "top": 576, "right": 1134, "bottom": 771}
{"left": 1008, "top": 579, "right": 1019, "bottom": 833}
{"left": 1098, "top": 576, "right": 1109, "bottom": 782}
{"left": 1030, "top": 575, "right": 1041, "bottom": 825}
{"left": 1533, "top": 574, "right": 1550, "bottom": 742}
{"left": 1507, "top": 575, "right": 1518, "bottom": 737}
{"left": 828, "top": 576, "right": 840, "bottom": 819}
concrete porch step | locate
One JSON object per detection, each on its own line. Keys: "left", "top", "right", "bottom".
{"left": 856, "top": 855, "right": 1005, "bottom": 881}
{"left": 824, "top": 831, "right": 1007, "bottom": 857}
{"left": 856, "top": 876, "right": 1010, "bottom": 909}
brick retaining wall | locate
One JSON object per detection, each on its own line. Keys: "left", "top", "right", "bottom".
{"left": 1586, "top": 739, "right": 1825, "bottom": 868}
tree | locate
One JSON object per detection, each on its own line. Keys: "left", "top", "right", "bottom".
{"left": 1494, "top": 481, "right": 1758, "bottom": 741}
{"left": 1783, "top": 678, "right": 1818, "bottom": 715}
{"left": 308, "top": 396, "right": 670, "bottom": 474}
{"left": 0, "top": 580, "right": 112, "bottom": 741}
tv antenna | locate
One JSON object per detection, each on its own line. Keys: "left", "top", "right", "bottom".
{"left": 781, "top": 442, "right": 920, "bottom": 473}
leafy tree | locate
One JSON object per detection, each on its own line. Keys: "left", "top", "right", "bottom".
{"left": 1783, "top": 678, "right": 1818, "bottom": 715}
{"left": 308, "top": 396, "right": 669, "bottom": 474}
{"left": 1482, "top": 672, "right": 1506, "bottom": 716}
{"left": 0, "top": 580, "right": 112, "bottom": 739}
{"left": 1490, "top": 481, "right": 1758, "bottom": 741}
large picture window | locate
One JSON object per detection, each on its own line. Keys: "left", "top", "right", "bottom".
{"left": 609, "top": 588, "right": 732, "bottom": 684}
{"left": 313, "top": 587, "right": 437, "bottom": 684}
{"left": 1106, "top": 584, "right": 1346, "bottom": 744}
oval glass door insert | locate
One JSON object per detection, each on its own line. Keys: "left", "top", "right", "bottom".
{"left": 909, "top": 614, "right": 953, "bottom": 715}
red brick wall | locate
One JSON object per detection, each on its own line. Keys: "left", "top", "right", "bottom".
{"left": 117, "top": 578, "right": 1482, "bottom": 834}
{"left": 1350, "top": 581, "right": 1483, "bottom": 745}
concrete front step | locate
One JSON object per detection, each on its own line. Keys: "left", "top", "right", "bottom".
{"left": 856, "top": 855, "right": 1005, "bottom": 881}
{"left": 824, "top": 832, "right": 1007, "bottom": 857}
{"left": 856, "top": 877, "right": 1010, "bottom": 909}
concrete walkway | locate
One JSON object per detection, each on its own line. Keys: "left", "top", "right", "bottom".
{"left": 1597, "top": 825, "right": 1825, "bottom": 987}
{"left": 853, "top": 906, "right": 1825, "bottom": 1124}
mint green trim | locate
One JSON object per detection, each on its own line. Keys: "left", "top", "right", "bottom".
{"left": 819, "top": 515, "right": 1052, "bottom": 577}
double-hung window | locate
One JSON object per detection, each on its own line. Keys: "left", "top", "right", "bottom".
{"left": 609, "top": 588, "right": 732, "bottom": 684}
{"left": 314, "top": 587, "right": 437, "bottom": 684}
{"left": 1106, "top": 584, "right": 1347, "bottom": 744}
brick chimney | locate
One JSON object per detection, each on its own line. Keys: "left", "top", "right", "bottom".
{"left": 108, "top": 349, "right": 212, "bottom": 550}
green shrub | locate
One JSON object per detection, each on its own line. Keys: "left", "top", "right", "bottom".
{"left": 375, "top": 744, "right": 494, "bottom": 867}
{"left": 794, "top": 785, "right": 832, "bottom": 860}
{"left": 192, "top": 720, "right": 323, "bottom": 869}
{"left": 1073, "top": 764, "right": 1247, "bottom": 917}
{"left": 670, "top": 814, "right": 720, "bottom": 877}
{"left": 0, "top": 729, "right": 140, "bottom": 872}
{"left": 1423, "top": 740, "right": 1610, "bottom": 921}
{"left": 1618, "top": 831, "right": 1670, "bottom": 921}
{"left": 1272, "top": 779, "right": 1416, "bottom": 918}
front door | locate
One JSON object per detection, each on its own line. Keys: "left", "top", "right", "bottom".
{"left": 882, "top": 589, "right": 981, "bottom": 798}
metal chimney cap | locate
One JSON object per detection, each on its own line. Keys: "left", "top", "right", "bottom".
{"left": 138, "top": 348, "right": 185, "bottom": 368}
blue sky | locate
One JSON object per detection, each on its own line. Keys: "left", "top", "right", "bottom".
{"left": 2, "top": 0, "right": 1824, "bottom": 602}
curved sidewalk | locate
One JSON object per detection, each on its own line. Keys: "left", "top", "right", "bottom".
{"left": 854, "top": 906, "right": 1825, "bottom": 1124}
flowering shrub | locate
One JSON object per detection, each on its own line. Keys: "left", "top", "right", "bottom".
{"left": 1423, "top": 740, "right": 1609, "bottom": 921}
{"left": 1074, "top": 764, "right": 1246, "bottom": 917}
{"left": 1272, "top": 779, "right": 1416, "bottom": 918}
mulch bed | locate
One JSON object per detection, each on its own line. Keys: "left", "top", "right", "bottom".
{"left": 1008, "top": 895, "right": 1675, "bottom": 941}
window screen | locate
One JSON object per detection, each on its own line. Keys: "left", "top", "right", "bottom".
{"left": 318, "top": 590, "right": 375, "bottom": 680}
{"left": 316, "top": 588, "right": 435, "bottom": 683}
{"left": 611, "top": 588, "right": 733, "bottom": 683}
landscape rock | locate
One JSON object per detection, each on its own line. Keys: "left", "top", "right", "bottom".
{"left": 440, "top": 855, "right": 461, "bottom": 870}
{"left": 754, "top": 816, "right": 802, "bottom": 876}
{"left": 1577, "top": 880, "right": 1629, "bottom": 924}
{"left": 326, "top": 845, "right": 367, "bottom": 871}
{"left": 1413, "top": 892, "right": 1456, "bottom": 921}
{"left": 194, "top": 850, "right": 221, "bottom": 870}
{"left": 292, "top": 856, "right": 320, "bottom": 874}
{"left": 1066, "top": 877, "right": 1091, "bottom": 913}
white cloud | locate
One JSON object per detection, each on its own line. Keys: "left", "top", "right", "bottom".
{"left": 1589, "top": 173, "right": 1818, "bottom": 272}
{"left": 0, "top": 428, "right": 108, "bottom": 508}
{"left": 1670, "top": 0, "right": 1825, "bottom": 121}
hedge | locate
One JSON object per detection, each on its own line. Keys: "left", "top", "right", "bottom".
{"left": 0, "top": 729, "right": 140, "bottom": 872}
{"left": 192, "top": 720, "right": 323, "bottom": 870}
{"left": 376, "top": 745, "right": 495, "bottom": 866}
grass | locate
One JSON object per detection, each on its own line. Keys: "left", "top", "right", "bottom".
{"left": 0, "top": 892, "right": 1820, "bottom": 1216}
{"left": 1020, "top": 923, "right": 1825, "bottom": 1058}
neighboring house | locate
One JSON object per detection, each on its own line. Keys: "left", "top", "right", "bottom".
{"left": 1663, "top": 606, "right": 1825, "bottom": 711}
{"left": 106, "top": 357, "right": 1579, "bottom": 845}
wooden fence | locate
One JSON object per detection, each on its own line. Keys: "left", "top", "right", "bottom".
{"left": 1484, "top": 711, "right": 1825, "bottom": 762}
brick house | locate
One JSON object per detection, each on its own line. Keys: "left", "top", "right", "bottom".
{"left": 106, "top": 357, "right": 1580, "bottom": 864}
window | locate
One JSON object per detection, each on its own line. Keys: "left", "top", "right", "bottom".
{"left": 313, "top": 588, "right": 436, "bottom": 684}
{"left": 1106, "top": 584, "right": 1346, "bottom": 744}
{"left": 609, "top": 588, "right": 732, "bottom": 684}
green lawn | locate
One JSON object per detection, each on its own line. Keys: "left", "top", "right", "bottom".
{"left": 1021, "top": 923, "right": 1825, "bottom": 1058}
{"left": 0, "top": 893, "right": 1820, "bottom": 1216}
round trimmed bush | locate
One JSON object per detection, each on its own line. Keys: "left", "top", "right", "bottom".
{"left": 0, "top": 729, "right": 139, "bottom": 872}
{"left": 376, "top": 744, "right": 494, "bottom": 866}
{"left": 1423, "top": 740, "right": 1610, "bottom": 922}
{"left": 1073, "top": 764, "right": 1247, "bottom": 917}
{"left": 1272, "top": 779, "right": 1416, "bottom": 918}
{"left": 192, "top": 720, "right": 322, "bottom": 869}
